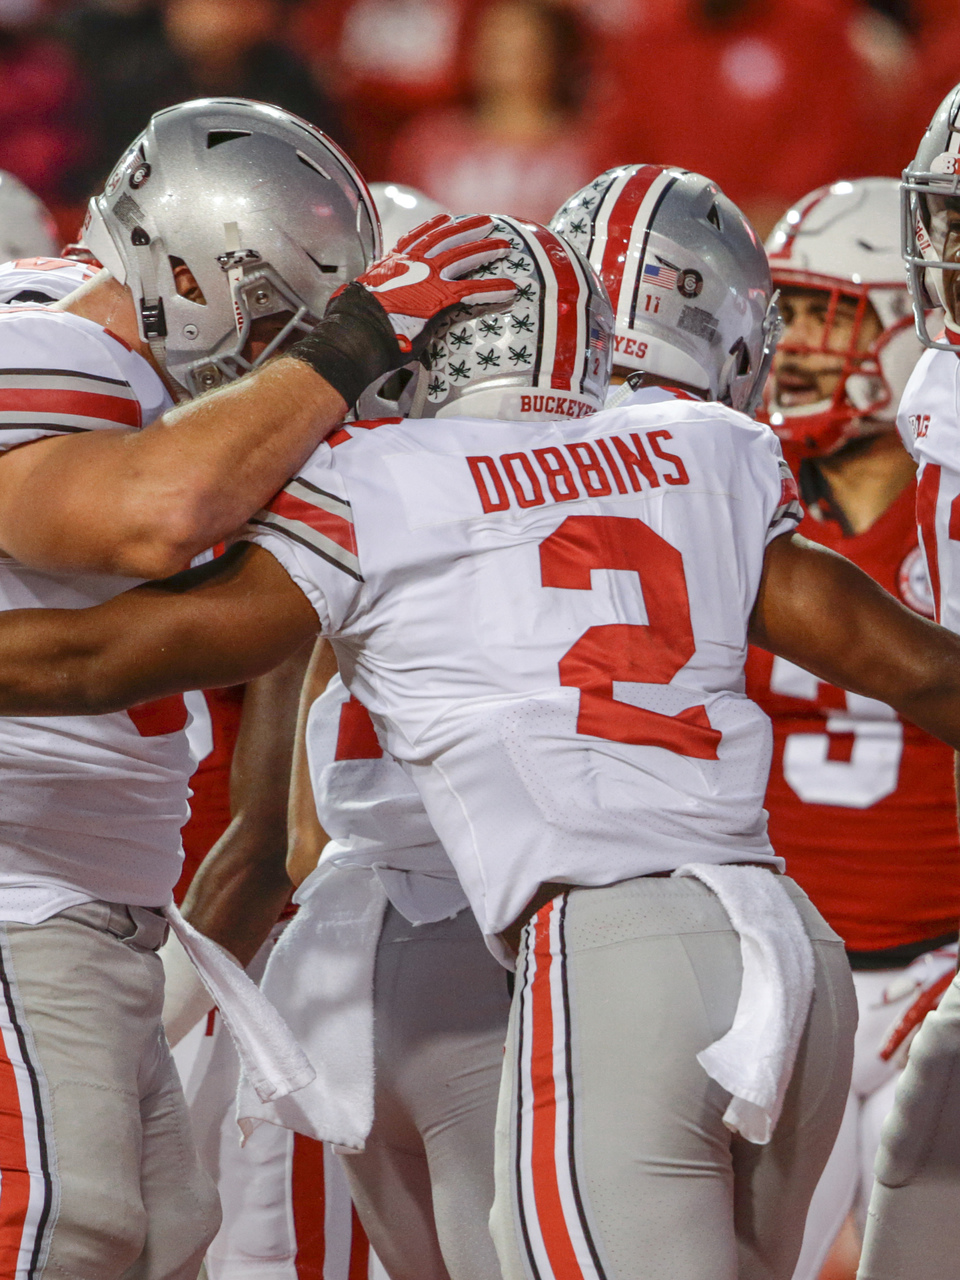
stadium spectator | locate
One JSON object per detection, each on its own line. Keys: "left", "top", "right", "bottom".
{"left": 61, "top": 0, "right": 341, "bottom": 198}
{"left": 389, "top": 0, "right": 600, "bottom": 224}
{"left": 291, "top": 0, "right": 477, "bottom": 178}
{"left": 0, "top": 0, "right": 89, "bottom": 209}
{"left": 593, "top": 0, "right": 900, "bottom": 237}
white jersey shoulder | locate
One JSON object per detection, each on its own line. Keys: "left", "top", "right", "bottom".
{"left": 0, "top": 306, "right": 169, "bottom": 453}
{"left": 898, "top": 346, "right": 960, "bottom": 635}
{"left": 250, "top": 396, "right": 799, "bottom": 939}
{"left": 0, "top": 257, "right": 97, "bottom": 306}
{"left": 897, "top": 346, "right": 960, "bottom": 469}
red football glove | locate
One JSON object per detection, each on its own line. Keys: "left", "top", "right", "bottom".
{"left": 359, "top": 213, "right": 517, "bottom": 352}
{"left": 288, "top": 214, "right": 516, "bottom": 407}
{"left": 879, "top": 944, "right": 958, "bottom": 1063}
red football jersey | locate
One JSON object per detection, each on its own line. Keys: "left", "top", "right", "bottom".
{"left": 746, "top": 482, "right": 960, "bottom": 952}
{"left": 175, "top": 686, "right": 246, "bottom": 903}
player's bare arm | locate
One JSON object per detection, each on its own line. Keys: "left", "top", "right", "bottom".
{"left": 0, "top": 215, "right": 515, "bottom": 581}
{"left": 0, "top": 544, "right": 319, "bottom": 714}
{"left": 751, "top": 533, "right": 960, "bottom": 747}
{"left": 286, "top": 637, "right": 338, "bottom": 887}
{"left": 0, "top": 355, "right": 346, "bottom": 581}
{"left": 178, "top": 640, "right": 315, "bottom": 967}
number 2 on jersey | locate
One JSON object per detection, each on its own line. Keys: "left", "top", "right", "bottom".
{"left": 539, "top": 515, "right": 721, "bottom": 758}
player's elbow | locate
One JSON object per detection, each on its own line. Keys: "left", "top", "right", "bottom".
{"left": 107, "top": 509, "right": 209, "bottom": 580}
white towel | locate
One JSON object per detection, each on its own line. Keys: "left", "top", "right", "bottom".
{"left": 672, "top": 864, "right": 815, "bottom": 1145}
{"left": 235, "top": 860, "right": 389, "bottom": 1150}
{"left": 162, "top": 903, "right": 316, "bottom": 1104}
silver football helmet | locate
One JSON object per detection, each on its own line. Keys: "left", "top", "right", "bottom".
{"left": 84, "top": 98, "right": 381, "bottom": 398}
{"left": 0, "top": 171, "right": 58, "bottom": 262}
{"left": 551, "top": 165, "right": 779, "bottom": 415}
{"left": 902, "top": 81, "right": 960, "bottom": 348}
{"left": 407, "top": 215, "right": 612, "bottom": 423}
{"left": 369, "top": 182, "right": 446, "bottom": 251}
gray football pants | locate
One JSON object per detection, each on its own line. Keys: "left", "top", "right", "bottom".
{"left": 337, "top": 903, "right": 512, "bottom": 1280}
{"left": 859, "top": 969, "right": 960, "bottom": 1280}
{"left": 489, "top": 874, "right": 857, "bottom": 1280}
{"left": 0, "top": 902, "right": 220, "bottom": 1280}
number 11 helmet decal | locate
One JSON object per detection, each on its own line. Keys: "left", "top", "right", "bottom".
{"left": 412, "top": 215, "right": 613, "bottom": 422}
{"left": 551, "top": 165, "right": 779, "bottom": 415}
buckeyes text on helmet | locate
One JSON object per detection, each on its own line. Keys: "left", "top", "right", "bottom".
{"left": 83, "top": 98, "right": 381, "bottom": 398}
{"left": 765, "top": 177, "right": 925, "bottom": 459}
{"left": 902, "top": 80, "right": 960, "bottom": 351}
{"left": 550, "top": 164, "right": 779, "bottom": 417}
{"left": 406, "top": 214, "right": 613, "bottom": 424}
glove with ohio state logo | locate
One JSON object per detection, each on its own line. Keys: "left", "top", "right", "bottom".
{"left": 289, "top": 213, "right": 516, "bottom": 408}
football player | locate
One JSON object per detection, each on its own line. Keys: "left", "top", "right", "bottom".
{"left": 9, "top": 200, "right": 960, "bottom": 1279}
{"left": 746, "top": 178, "right": 960, "bottom": 1280}
{"left": 0, "top": 95, "right": 511, "bottom": 1276}
{"left": 858, "top": 81, "right": 960, "bottom": 1280}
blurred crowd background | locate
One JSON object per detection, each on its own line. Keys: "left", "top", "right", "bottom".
{"left": 3, "top": 0, "right": 956, "bottom": 246}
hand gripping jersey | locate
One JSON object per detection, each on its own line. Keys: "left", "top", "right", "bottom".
{"left": 307, "top": 672, "right": 468, "bottom": 923}
{"left": 248, "top": 388, "right": 800, "bottom": 941}
{"left": 897, "top": 345, "right": 960, "bottom": 636}
{"left": 0, "top": 306, "right": 201, "bottom": 916}
{"left": 746, "top": 484, "right": 960, "bottom": 953}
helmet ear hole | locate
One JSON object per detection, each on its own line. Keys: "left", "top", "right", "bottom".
{"left": 737, "top": 343, "right": 751, "bottom": 377}
{"left": 707, "top": 203, "right": 722, "bottom": 231}
{"left": 169, "top": 256, "right": 206, "bottom": 305}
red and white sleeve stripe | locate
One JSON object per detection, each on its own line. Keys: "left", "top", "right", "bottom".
{"left": 248, "top": 476, "right": 363, "bottom": 582}
{"left": 0, "top": 368, "right": 141, "bottom": 448}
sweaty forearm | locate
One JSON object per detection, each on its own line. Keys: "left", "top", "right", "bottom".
{"left": 752, "top": 534, "right": 960, "bottom": 752}
{"left": 0, "top": 359, "right": 346, "bottom": 579}
{"left": 180, "top": 818, "right": 293, "bottom": 967}
{"left": 0, "top": 546, "right": 319, "bottom": 717}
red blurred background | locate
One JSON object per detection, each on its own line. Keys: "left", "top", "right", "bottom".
{"left": 4, "top": 0, "right": 956, "bottom": 247}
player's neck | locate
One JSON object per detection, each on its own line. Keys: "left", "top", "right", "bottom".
{"left": 54, "top": 270, "right": 181, "bottom": 398}
{"left": 813, "top": 431, "right": 916, "bottom": 536}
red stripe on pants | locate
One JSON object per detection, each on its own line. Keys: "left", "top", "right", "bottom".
{"left": 0, "top": 1022, "right": 30, "bottom": 1277}
{"left": 528, "top": 902, "right": 584, "bottom": 1279}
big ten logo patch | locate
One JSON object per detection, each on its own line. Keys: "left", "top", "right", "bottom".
{"left": 909, "top": 413, "right": 931, "bottom": 440}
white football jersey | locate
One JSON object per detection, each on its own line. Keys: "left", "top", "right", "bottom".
{"left": 249, "top": 389, "right": 801, "bottom": 939}
{"left": 306, "top": 673, "right": 468, "bottom": 923}
{"left": 0, "top": 257, "right": 96, "bottom": 305}
{"left": 0, "top": 307, "right": 199, "bottom": 914}
{"left": 897, "top": 345, "right": 960, "bottom": 636}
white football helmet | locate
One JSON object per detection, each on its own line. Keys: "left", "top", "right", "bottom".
{"left": 407, "top": 215, "right": 612, "bottom": 423}
{"left": 902, "top": 80, "right": 960, "bottom": 348}
{"left": 84, "top": 98, "right": 381, "bottom": 398}
{"left": 0, "top": 172, "right": 58, "bottom": 262}
{"left": 369, "top": 183, "right": 446, "bottom": 251}
{"left": 765, "top": 178, "right": 923, "bottom": 457}
{"left": 550, "top": 165, "right": 779, "bottom": 415}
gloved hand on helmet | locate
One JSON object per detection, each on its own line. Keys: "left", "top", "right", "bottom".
{"left": 288, "top": 214, "right": 517, "bottom": 408}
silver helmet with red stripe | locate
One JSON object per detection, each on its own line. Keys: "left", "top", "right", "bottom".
{"left": 765, "top": 178, "right": 922, "bottom": 457}
{"left": 550, "top": 165, "right": 778, "bottom": 415}
{"left": 83, "top": 98, "right": 380, "bottom": 399}
{"left": 412, "top": 215, "right": 613, "bottom": 422}
{"left": 903, "top": 81, "right": 960, "bottom": 348}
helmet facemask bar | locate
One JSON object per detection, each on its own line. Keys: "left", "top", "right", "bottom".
{"left": 902, "top": 169, "right": 960, "bottom": 348}
{"left": 179, "top": 257, "right": 323, "bottom": 396}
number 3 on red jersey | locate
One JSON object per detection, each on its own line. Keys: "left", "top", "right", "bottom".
{"left": 539, "top": 515, "right": 721, "bottom": 758}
